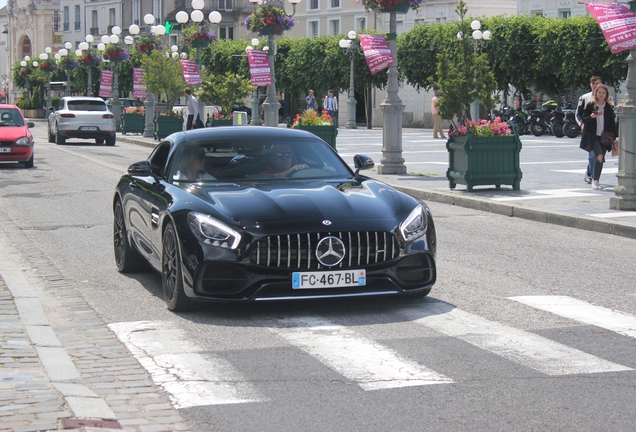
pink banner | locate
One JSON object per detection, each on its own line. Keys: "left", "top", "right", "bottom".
{"left": 133, "top": 68, "right": 146, "bottom": 99}
{"left": 585, "top": 2, "right": 636, "bottom": 54}
{"left": 99, "top": 70, "right": 113, "bottom": 98}
{"left": 247, "top": 50, "right": 272, "bottom": 87}
{"left": 359, "top": 34, "right": 395, "bottom": 75}
{"left": 180, "top": 59, "right": 201, "bottom": 85}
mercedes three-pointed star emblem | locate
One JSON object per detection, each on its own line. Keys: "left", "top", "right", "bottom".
{"left": 315, "top": 236, "right": 346, "bottom": 267}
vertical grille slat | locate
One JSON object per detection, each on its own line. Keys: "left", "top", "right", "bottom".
{"left": 251, "top": 231, "right": 399, "bottom": 269}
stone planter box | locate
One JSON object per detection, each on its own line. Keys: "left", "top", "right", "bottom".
{"left": 122, "top": 113, "right": 145, "bottom": 135}
{"left": 446, "top": 134, "right": 522, "bottom": 191}
{"left": 295, "top": 122, "right": 338, "bottom": 151}
{"left": 258, "top": 25, "right": 284, "bottom": 36}
{"left": 154, "top": 115, "right": 183, "bottom": 140}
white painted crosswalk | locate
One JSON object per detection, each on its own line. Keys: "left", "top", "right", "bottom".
{"left": 108, "top": 296, "right": 636, "bottom": 409}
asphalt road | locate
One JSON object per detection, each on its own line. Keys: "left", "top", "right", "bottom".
{"left": 1, "top": 126, "right": 636, "bottom": 431}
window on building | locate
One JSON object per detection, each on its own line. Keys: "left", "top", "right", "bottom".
{"left": 91, "top": 10, "right": 98, "bottom": 35}
{"left": 558, "top": 9, "right": 571, "bottom": 18}
{"left": 219, "top": 25, "right": 234, "bottom": 40}
{"left": 356, "top": 17, "right": 366, "bottom": 30}
{"left": 531, "top": 10, "right": 543, "bottom": 17}
{"left": 309, "top": 0, "right": 319, "bottom": 10}
{"left": 435, "top": 17, "right": 446, "bottom": 23}
{"left": 75, "top": 5, "right": 81, "bottom": 30}
{"left": 219, "top": 0, "right": 233, "bottom": 11}
{"left": 329, "top": 0, "right": 340, "bottom": 8}
{"left": 132, "top": 0, "right": 140, "bottom": 26}
{"left": 64, "top": 6, "right": 70, "bottom": 31}
{"left": 309, "top": 20, "right": 319, "bottom": 37}
{"left": 109, "top": 8, "right": 115, "bottom": 26}
{"left": 328, "top": 18, "right": 340, "bottom": 35}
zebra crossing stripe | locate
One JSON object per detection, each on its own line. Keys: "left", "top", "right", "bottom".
{"left": 270, "top": 316, "right": 453, "bottom": 390}
{"left": 108, "top": 321, "right": 263, "bottom": 408}
{"left": 401, "top": 302, "right": 632, "bottom": 376}
{"left": 510, "top": 295, "right": 636, "bottom": 339}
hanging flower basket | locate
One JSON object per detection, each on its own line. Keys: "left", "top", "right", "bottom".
{"left": 103, "top": 44, "right": 131, "bottom": 62}
{"left": 136, "top": 35, "right": 164, "bottom": 55}
{"left": 58, "top": 56, "right": 79, "bottom": 70}
{"left": 356, "top": 0, "right": 423, "bottom": 13}
{"left": 245, "top": 5, "right": 294, "bottom": 35}
{"left": 181, "top": 26, "right": 216, "bottom": 49}
{"left": 39, "top": 61, "right": 57, "bottom": 73}
{"left": 80, "top": 53, "right": 101, "bottom": 67}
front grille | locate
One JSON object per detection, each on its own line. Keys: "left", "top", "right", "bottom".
{"left": 249, "top": 232, "right": 400, "bottom": 270}
{"left": 0, "top": 141, "right": 15, "bottom": 146}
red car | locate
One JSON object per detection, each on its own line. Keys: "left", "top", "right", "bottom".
{"left": 0, "top": 105, "right": 35, "bottom": 168}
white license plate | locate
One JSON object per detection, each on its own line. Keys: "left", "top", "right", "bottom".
{"left": 80, "top": 126, "right": 98, "bottom": 131}
{"left": 0, "top": 147, "right": 11, "bottom": 153}
{"left": 292, "top": 269, "right": 366, "bottom": 289}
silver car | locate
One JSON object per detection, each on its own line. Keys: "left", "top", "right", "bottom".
{"left": 48, "top": 97, "right": 116, "bottom": 146}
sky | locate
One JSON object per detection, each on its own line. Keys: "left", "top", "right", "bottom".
{"left": 0, "top": 0, "right": 6, "bottom": 9}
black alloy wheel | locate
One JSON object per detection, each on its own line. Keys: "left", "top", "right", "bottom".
{"left": 162, "top": 223, "right": 196, "bottom": 312}
{"left": 531, "top": 121, "right": 545, "bottom": 137}
{"left": 564, "top": 121, "right": 581, "bottom": 138}
{"left": 552, "top": 120, "right": 565, "bottom": 138}
{"left": 113, "top": 200, "right": 146, "bottom": 273}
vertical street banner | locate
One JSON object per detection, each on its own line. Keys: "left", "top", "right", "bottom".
{"left": 133, "top": 68, "right": 146, "bottom": 99}
{"left": 359, "top": 34, "right": 395, "bottom": 75}
{"left": 247, "top": 50, "right": 272, "bottom": 86}
{"left": 585, "top": 2, "right": 636, "bottom": 53}
{"left": 98, "top": 70, "right": 113, "bottom": 98}
{"left": 180, "top": 59, "right": 201, "bottom": 85}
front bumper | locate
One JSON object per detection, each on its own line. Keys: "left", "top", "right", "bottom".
{"left": 0, "top": 145, "right": 34, "bottom": 163}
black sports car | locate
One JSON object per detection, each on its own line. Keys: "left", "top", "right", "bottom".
{"left": 113, "top": 126, "right": 437, "bottom": 311}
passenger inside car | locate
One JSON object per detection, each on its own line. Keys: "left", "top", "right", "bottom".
{"left": 0, "top": 112, "right": 15, "bottom": 126}
{"left": 174, "top": 147, "right": 216, "bottom": 182}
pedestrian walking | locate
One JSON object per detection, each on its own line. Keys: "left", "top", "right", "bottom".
{"left": 305, "top": 90, "right": 318, "bottom": 110}
{"left": 323, "top": 90, "right": 338, "bottom": 124}
{"left": 432, "top": 90, "right": 446, "bottom": 139}
{"left": 184, "top": 87, "right": 204, "bottom": 130}
{"left": 580, "top": 83, "right": 618, "bottom": 190}
{"left": 576, "top": 76, "right": 602, "bottom": 184}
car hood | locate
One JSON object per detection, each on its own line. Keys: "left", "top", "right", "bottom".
{"left": 0, "top": 126, "right": 31, "bottom": 141}
{"left": 191, "top": 179, "right": 410, "bottom": 226}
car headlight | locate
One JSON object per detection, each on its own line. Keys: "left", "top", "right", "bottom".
{"left": 16, "top": 137, "right": 31, "bottom": 145}
{"left": 188, "top": 212, "right": 241, "bottom": 249}
{"left": 399, "top": 204, "right": 428, "bottom": 242}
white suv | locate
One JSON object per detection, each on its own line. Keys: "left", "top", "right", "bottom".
{"left": 48, "top": 97, "right": 116, "bottom": 146}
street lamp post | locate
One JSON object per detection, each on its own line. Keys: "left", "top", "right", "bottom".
{"left": 457, "top": 20, "right": 491, "bottom": 121}
{"left": 245, "top": 38, "right": 264, "bottom": 125}
{"left": 60, "top": 42, "right": 73, "bottom": 96}
{"left": 101, "top": 27, "right": 127, "bottom": 131}
{"left": 176, "top": 1, "right": 222, "bottom": 128}
{"left": 339, "top": 30, "right": 360, "bottom": 130}
{"left": 79, "top": 35, "right": 96, "bottom": 96}
{"left": 378, "top": 10, "right": 406, "bottom": 174}
{"left": 20, "top": 57, "right": 32, "bottom": 99}
{"left": 39, "top": 47, "right": 53, "bottom": 109}
{"left": 248, "top": 0, "right": 301, "bottom": 127}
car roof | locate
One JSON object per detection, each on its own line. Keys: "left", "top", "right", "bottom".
{"left": 62, "top": 96, "right": 105, "bottom": 102}
{"left": 169, "top": 126, "right": 321, "bottom": 144}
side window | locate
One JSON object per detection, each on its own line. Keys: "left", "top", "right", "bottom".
{"left": 57, "top": 100, "right": 64, "bottom": 111}
{"left": 149, "top": 142, "right": 172, "bottom": 178}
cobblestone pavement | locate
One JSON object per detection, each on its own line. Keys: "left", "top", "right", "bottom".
{"left": 0, "top": 216, "right": 191, "bottom": 432}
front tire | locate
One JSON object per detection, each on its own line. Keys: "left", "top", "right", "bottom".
{"left": 530, "top": 120, "right": 545, "bottom": 136}
{"left": 552, "top": 120, "right": 565, "bottom": 138}
{"left": 162, "top": 223, "right": 196, "bottom": 312}
{"left": 113, "top": 200, "right": 146, "bottom": 273}
{"left": 564, "top": 121, "right": 581, "bottom": 138}
{"left": 24, "top": 155, "right": 34, "bottom": 168}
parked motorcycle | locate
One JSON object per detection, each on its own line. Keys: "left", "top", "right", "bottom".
{"left": 529, "top": 100, "right": 558, "bottom": 136}
{"left": 563, "top": 110, "right": 581, "bottom": 138}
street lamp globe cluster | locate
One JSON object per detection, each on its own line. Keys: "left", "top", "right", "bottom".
{"left": 339, "top": 30, "right": 360, "bottom": 129}
{"left": 457, "top": 20, "right": 492, "bottom": 121}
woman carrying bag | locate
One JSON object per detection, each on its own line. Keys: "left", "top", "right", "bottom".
{"left": 580, "top": 84, "right": 618, "bottom": 190}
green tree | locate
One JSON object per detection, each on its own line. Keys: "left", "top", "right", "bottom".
{"left": 197, "top": 71, "right": 253, "bottom": 115}
{"left": 140, "top": 50, "right": 186, "bottom": 112}
{"left": 433, "top": 0, "right": 498, "bottom": 121}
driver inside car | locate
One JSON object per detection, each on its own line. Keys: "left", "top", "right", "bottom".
{"left": 260, "top": 144, "right": 308, "bottom": 178}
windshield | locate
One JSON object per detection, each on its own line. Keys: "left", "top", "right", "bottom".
{"left": 0, "top": 109, "right": 25, "bottom": 127}
{"left": 67, "top": 100, "right": 107, "bottom": 111}
{"left": 169, "top": 137, "right": 353, "bottom": 184}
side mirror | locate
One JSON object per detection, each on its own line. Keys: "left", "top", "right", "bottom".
{"left": 353, "top": 155, "right": 374, "bottom": 175}
{"left": 27, "top": 122, "right": 35, "bottom": 128}
{"left": 128, "top": 160, "right": 153, "bottom": 176}
{"left": 48, "top": 106, "right": 54, "bottom": 112}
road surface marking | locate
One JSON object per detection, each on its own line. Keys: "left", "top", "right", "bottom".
{"left": 586, "top": 212, "right": 636, "bottom": 218}
{"left": 554, "top": 167, "right": 618, "bottom": 174}
{"left": 492, "top": 189, "right": 599, "bottom": 201}
{"left": 270, "top": 316, "right": 453, "bottom": 390}
{"left": 109, "top": 321, "right": 263, "bottom": 408}
{"left": 510, "top": 296, "right": 636, "bottom": 339}
{"left": 401, "top": 302, "right": 631, "bottom": 375}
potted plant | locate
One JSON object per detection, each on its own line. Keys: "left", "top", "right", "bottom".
{"left": 136, "top": 34, "right": 164, "bottom": 55}
{"left": 80, "top": 52, "right": 101, "bottom": 67}
{"left": 58, "top": 54, "right": 78, "bottom": 71}
{"left": 181, "top": 25, "right": 216, "bottom": 48}
{"left": 38, "top": 60, "right": 57, "bottom": 74}
{"left": 355, "top": 0, "right": 424, "bottom": 13}
{"left": 291, "top": 109, "right": 338, "bottom": 150}
{"left": 102, "top": 44, "right": 131, "bottom": 62}
{"left": 446, "top": 117, "right": 522, "bottom": 191}
{"left": 206, "top": 111, "right": 233, "bottom": 127}
{"left": 122, "top": 106, "right": 146, "bottom": 135}
{"left": 154, "top": 110, "right": 184, "bottom": 140}
{"left": 197, "top": 71, "right": 253, "bottom": 126}
{"left": 244, "top": 4, "right": 295, "bottom": 36}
